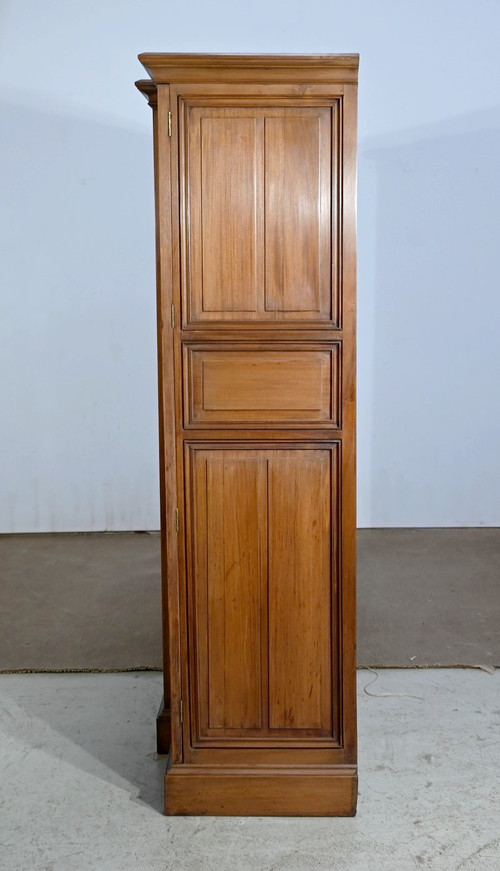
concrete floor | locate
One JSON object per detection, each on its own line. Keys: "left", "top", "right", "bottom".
{"left": 1, "top": 529, "right": 499, "bottom": 670}
{"left": 1, "top": 669, "right": 499, "bottom": 870}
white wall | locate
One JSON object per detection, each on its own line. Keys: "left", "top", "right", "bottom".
{"left": 1, "top": 0, "right": 499, "bottom": 531}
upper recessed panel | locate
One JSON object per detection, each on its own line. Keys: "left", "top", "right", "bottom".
{"left": 180, "top": 103, "right": 339, "bottom": 327}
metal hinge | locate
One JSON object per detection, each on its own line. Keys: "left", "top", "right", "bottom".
{"left": 175, "top": 507, "right": 179, "bottom": 532}
{"left": 171, "top": 304, "right": 175, "bottom": 328}
{"left": 168, "top": 111, "right": 172, "bottom": 137}
{"left": 179, "top": 699, "right": 184, "bottom": 723}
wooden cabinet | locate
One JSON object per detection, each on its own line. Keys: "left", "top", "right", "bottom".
{"left": 137, "top": 53, "right": 358, "bottom": 816}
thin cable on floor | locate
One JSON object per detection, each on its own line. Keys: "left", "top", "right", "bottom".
{"left": 362, "top": 666, "right": 424, "bottom": 700}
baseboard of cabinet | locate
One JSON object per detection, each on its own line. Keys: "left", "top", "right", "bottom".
{"left": 164, "top": 761, "right": 358, "bottom": 816}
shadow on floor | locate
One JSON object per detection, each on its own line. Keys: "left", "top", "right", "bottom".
{"left": 0, "top": 672, "right": 165, "bottom": 814}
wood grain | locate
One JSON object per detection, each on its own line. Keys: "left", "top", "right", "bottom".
{"left": 264, "top": 110, "right": 331, "bottom": 317}
{"left": 268, "top": 450, "right": 332, "bottom": 731}
{"left": 204, "top": 453, "right": 264, "bottom": 732}
{"left": 185, "top": 443, "right": 339, "bottom": 744}
{"left": 194, "top": 113, "right": 261, "bottom": 314}
{"left": 182, "top": 105, "right": 336, "bottom": 325}
{"left": 139, "top": 53, "right": 359, "bottom": 85}
{"left": 184, "top": 343, "right": 340, "bottom": 427}
{"left": 166, "top": 763, "right": 357, "bottom": 816}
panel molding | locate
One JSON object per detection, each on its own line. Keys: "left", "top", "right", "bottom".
{"left": 178, "top": 98, "right": 340, "bottom": 328}
{"left": 184, "top": 441, "right": 341, "bottom": 750}
{"left": 183, "top": 342, "right": 341, "bottom": 428}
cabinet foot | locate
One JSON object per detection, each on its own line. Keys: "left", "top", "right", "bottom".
{"left": 156, "top": 697, "right": 171, "bottom": 755}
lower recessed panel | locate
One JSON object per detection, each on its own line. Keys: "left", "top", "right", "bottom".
{"left": 187, "top": 443, "right": 339, "bottom": 747}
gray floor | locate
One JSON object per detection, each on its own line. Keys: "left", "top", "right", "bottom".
{"left": 1, "top": 529, "right": 499, "bottom": 670}
{"left": 357, "top": 528, "right": 499, "bottom": 666}
{"left": 0, "top": 532, "right": 163, "bottom": 671}
{"left": 1, "top": 669, "right": 499, "bottom": 870}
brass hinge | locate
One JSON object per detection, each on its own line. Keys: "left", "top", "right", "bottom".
{"left": 175, "top": 507, "right": 179, "bottom": 532}
{"left": 179, "top": 699, "right": 184, "bottom": 723}
{"left": 168, "top": 111, "right": 172, "bottom": 137}
{"left": 171, "top": 304, "right": 175, "bottom": 328}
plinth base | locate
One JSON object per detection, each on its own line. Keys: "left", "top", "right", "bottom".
{"left": 164, "top": 761, "right": 357, "bottom": 816}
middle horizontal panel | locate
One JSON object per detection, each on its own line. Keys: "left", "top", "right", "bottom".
{"left": 182, "top": 343, "right": 341, "bottom": 428}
